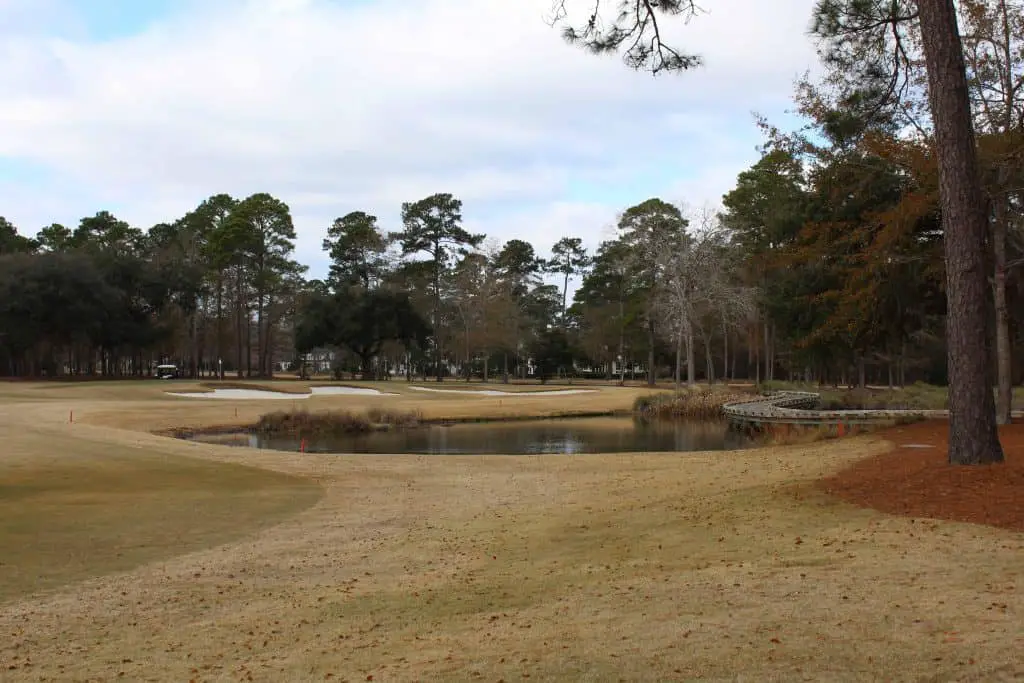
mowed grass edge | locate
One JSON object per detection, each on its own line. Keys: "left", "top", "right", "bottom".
{"left": 0, "top": 421, "right": 323, "bottom": 603}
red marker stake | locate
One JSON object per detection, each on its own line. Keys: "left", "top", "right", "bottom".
{"left": 300, "top": 438, "right": 307, "bottom": 453}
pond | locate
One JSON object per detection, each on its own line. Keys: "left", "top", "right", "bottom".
{"left": 188, "top": 417, "right": 753, "bottom": 455}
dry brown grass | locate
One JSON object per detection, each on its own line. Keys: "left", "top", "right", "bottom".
{"left": 254, "top": 407, "right": 424, "bottom": 436}
{"left": 752, "top": 422, "right": 894, "bottom": 447}
{"left": 6, "top": 379, "right": 645, "bottom": 434}
{"left": 634, "top": 384, "right": 755, "bottom": 420}
{"left": 0, "top": 380, "right": 1022, "bottom": 681}
{"left": 0, "top": 426, "right": 321, "bottom": 602}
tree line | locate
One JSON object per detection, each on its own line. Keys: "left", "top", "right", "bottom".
{"left": 0, "top": 192, "right": 622, "bottom": 383}
{"left": 1, "top": 138, "right": 1011, "bottom": 395}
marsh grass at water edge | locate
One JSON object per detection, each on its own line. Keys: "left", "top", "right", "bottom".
{"left": 633, "top": 386, "right": 757, "bottom": 420}
{"left": 254, "top": 407, "right": 424, "bottom": 436}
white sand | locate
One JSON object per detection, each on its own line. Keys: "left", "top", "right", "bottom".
{"left": 407, "top": 386, "right": 597, "bottom": 397}
{"left": 167, "top": 386, "right": 397, "bottom": 400}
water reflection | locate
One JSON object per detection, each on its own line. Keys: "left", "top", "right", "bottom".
{"left": 192, "top": 417, "right": 752, "bottom": 454}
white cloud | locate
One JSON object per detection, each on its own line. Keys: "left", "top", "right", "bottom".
{"left": 0, "top": 0, "right": 821, "bottom": 276}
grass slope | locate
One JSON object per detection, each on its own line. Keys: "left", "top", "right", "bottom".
{"left": 0, "top": 419, "right": 321, "bottom": 602}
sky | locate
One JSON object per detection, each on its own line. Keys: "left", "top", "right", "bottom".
{"left": 0, "top": 0, "right": 823, "bottom": 281}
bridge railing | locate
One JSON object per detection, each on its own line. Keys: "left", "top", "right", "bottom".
{"left": 722, "top": 390, "right": 941, "bottom": 425}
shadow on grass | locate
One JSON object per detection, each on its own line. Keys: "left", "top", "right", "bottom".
{"left": 0, "top": 436, "right": 322, "bottom": 603}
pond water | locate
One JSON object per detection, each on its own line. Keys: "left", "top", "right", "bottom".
{"left": 190, "top": 417, "right": 753, "bottom": 455}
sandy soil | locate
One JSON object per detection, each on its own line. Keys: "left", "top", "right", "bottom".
{"left": 0, "top": 380, "right": 1022, "bottom": 682}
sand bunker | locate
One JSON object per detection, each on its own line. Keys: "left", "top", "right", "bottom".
{"left": 166, "top": 386, "right": 397, "bottom": 400}
{"left": 407, "top": 386, "right": 597, "bottom": 397}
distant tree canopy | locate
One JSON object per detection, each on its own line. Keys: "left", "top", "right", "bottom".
{"left": 294, "top": 288, "right": 430, "bottom": 379}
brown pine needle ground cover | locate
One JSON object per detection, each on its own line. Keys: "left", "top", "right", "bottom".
{"left": 821, "top": 418, "right": 1024, "bottom": 531}
{"left": 0, "top": 380, "right": 1022, "bottom": 681}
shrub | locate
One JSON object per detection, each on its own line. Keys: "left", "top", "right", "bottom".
{"left": 366, "top": 406, "right": 423, "bottom": 428}
{"left": 255, "top": 408, "right": 423, "bottom": 436}
{"left": 633, "top": 386, "right": 755, "bottom": 420}
{"left": 817, "top": 384, "right": 947, "bottom": 411}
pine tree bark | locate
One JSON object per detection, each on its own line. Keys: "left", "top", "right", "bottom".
{"left": 686, "top": 325, "right": 696, "bottom": 387}
{"left": 702, "top": 328, "right": 714, "bottom": 385}
{"left": 190, "top": 311, "right": 199, "bottom": 379}
{"left": 917, "top": 0, "right": 1004, "bottom": 464}
{"left": 215, "top": 278, "right": 225, "bottom": 379}
{"left": 675, "top": 327, "right": 683, "bottom": 387}
{"left": 256, "top": 289, "right": 265, "bottom": 378}
{"left": 234, "top": 267, "right": 245, "bottom": 379}
{"left": 721, "top": 317, "right": 729, "bottom": 381}
{"left": 647, "top": 319, "right": 656, "bottom": 386}
{"left": 993, "top": 187, "right": 1012, "bottom": 424}
{"left": 754, "top": 324, "right": 761, "bottom": 385}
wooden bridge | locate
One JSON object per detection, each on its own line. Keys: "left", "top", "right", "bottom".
{"left": 722, "top": 391, "right": 948, "bottom": 427}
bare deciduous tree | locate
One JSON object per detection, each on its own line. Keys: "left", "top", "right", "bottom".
{"left": 656, "top": 205, "right": 756, "bottom": 386}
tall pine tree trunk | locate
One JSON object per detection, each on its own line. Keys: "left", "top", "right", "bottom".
{"left": 264, "top": 312, "right": 275, "bottom": 377}
{"left": 190, "top": 310, "right": 199, "bottom": 379}
{"left": 686, "top": 323, "right": 696, "bottom": 387}
{"left": 234, "top": 267, "right": 244, "bottom": 379}
{"left": 702, "top": 327, "right": 714, "bottom": 385}
{"left": 918, "top": 0, "right": 1004, "bottom": 463}
{"left": 617, "top": 299, "right": 625, "bottom": 386}
{"left": 731, "top": 341, "right": 737, "bottom": 381}
{"left": 562, "top": 270, "right": 570, "bottom": 322}
{"left": 256, "top": 291, "right": 265, "bottom": 377}
{"left": 674, "top": 326, "right": 683, "bottom": 387}
{"left": 754, "top": 323, "right": 761, "bottom": 385}
{"left": 647, "top": 318, "right": 656, "bottom": 386}
{"left": 245, "top": 311, "right": 253, "bottom": 377}
{"left": 721, "top": 316, "right": 729, "bottom": 381}
{"left": 993, "top": 187, "right": 1012, "bottom": 424}
{"left": 433, "top": 260, "right": 444, "bottom": 383}
{"left": 216, "top": 278, "right": 225, "bottom": 379}
{"left": 747, "top": 324, "right": 755, "bottom": 382}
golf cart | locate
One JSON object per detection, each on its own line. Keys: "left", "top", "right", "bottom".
{"left": 155, "top": 364, "right": 180, "bottom": 379}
